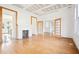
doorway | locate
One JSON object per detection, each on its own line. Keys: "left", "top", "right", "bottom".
{"left": 2, "top": 14, "right": 13, "bottom": 42}
{"left": 44, "top": 21, "right": 53, "bottom": 36}
{"left": 31, "top": 16, "right": 37, "bottom": 36}
{"left": 0, "top": 7, "right": 17, "bottom": 43}
{"left": 54, "top": 18, "right": 61, "bottom": 37}
{"left": 37, "top": 21, "right": 43, "bottom": 35}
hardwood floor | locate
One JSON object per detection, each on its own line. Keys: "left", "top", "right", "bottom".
{"left": 0, "top": 35, "right": 78, "bottom": 54}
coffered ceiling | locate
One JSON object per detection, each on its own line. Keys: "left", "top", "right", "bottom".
{"left": 12, "top": 4, "right": 73, "bottom": 16}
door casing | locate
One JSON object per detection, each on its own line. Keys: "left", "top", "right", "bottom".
{"left": 0, "top": 6, "right": 18, "bottom": 42}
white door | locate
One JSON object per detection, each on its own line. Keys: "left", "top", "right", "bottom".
{"left": 37, "top": 21, "right": 43, "bottom": 34}
{"left": 31, "top": 17, "right": 37, "bottom": 35}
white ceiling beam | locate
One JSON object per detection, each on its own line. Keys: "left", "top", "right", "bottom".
{"left": 33, "top": 4, "right": 56, "bottom": 13}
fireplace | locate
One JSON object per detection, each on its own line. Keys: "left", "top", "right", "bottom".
{"left": 22, "top": 30, "right": 28, "bottom": 39}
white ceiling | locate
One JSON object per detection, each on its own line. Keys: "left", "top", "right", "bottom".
{"left": 12, "top": 4, "right": 73, "bottom": 16}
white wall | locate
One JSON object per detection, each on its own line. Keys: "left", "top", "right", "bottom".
{"left": 73, "top": 5, "right": 79, "bottom": 49}
{"left": 39, "top": 5, "right": 75, "bottom": 38}
{"left": 0, "top": 4, "right": 38, "bottom": 39}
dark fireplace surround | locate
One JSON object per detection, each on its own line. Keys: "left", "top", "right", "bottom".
{"left": 22, "top": 30, "right": 29, "bottom": 39}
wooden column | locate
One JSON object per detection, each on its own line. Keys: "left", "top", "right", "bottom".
{"left": 0, "top": 7, "right": 2, "bottom": 43}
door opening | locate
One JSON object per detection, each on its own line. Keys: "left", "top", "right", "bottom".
{"left": 54, "top": 18, "right": 61, "bottom": 37}
{"left": 31, "top": 16, "right": 37, "bottom": 36}
{"left": 0, "top": 6, "right": 17, "bottom": 43}
{"left": 37, "top": 21, "right": 43, "bottom": 35}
